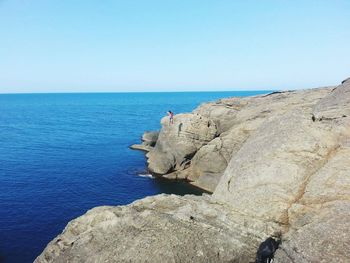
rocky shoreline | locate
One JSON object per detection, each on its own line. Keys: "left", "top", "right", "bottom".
{"left": 36, "top": 79, "right": 350, "bottom": 262}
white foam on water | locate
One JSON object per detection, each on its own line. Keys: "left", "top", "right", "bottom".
{"left": 137, "top": 173, "right": 154, "bottom": 179}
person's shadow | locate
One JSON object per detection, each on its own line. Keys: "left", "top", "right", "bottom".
{"left": 178, "top": 123, "right": 183, "bottom": 136}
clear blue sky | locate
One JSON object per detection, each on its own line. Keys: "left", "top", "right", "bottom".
{"left": 0, "top": 0, "right": 349, "bottom": 93}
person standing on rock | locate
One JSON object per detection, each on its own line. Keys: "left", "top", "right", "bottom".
{"left": 167, "top": 110, "right": 174, "bottom": 124}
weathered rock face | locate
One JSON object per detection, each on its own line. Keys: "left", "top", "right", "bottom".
{"left": 37, "top": 79, "right": 350, "bottom": 263}
{"left": 273, "top": 81, "right": 350, "bottom": 263}
{"left": 137, "top": 87, "right": 331, "bottom": 192}
{"left": 274, "top": 146, "right": 350, "bottom": 262}
{"left": 146, "top": 114, "right": 217, "bottom": 175}
{"left": 313, "top": 77, "right": 350, "bottom": 121}
{"left": 188, "top": 137, "right": 228, "bottom": 191}
{"left": 213, "top": 109, "right": 339, "bottom": 222}
{"left": 34, "top": 194, "right": 280, "bottom": 263}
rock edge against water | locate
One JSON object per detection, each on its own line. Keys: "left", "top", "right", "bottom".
{"left": 36, "top": 78, "right": 350, "bottom": 263}
{"left": 130, "top": 131, "right": 159, "bottom": 152}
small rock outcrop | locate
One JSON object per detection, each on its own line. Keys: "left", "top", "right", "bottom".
{"left": 36, "top": 78, "right": 350, "bottom": 263}
{"left": 146, "top": 114, "right": 217, "bottom": 175}
{"left": 130, "top": 131, "right": 159, "bottom": 152}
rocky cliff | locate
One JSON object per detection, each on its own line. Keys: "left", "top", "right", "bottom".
{"left": 36, "top": 79, "right": 350, "bottom": 263}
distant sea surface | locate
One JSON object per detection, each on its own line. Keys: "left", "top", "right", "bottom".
{"left": 0, "top": 91, "right": 270, "bottom": 263}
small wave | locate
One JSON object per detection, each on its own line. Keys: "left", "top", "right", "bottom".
{"left": 137, "top": 173, "right": 154, "bottom": 179}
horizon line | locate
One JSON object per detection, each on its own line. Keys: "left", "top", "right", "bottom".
{"left": 0, "top": 89, "right": 276, "bottom": 95}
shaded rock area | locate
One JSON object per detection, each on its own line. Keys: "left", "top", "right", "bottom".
{"left": 36, "top": 79, "right": 350, "bottom": 263}
{"left": 130, "top": 131, "right": 159, "bottom": 152}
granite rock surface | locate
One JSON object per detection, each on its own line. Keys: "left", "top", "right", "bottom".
{"left": 36, "top": 79, "right": 350, "bottom": 262}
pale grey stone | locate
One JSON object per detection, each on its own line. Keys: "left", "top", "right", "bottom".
{"left": 36, "top": 79, "right": 350, "bottom": 263}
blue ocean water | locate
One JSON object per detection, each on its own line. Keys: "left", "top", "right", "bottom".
{"left": 0, "top": 91, "right": 269, "bottom": 263}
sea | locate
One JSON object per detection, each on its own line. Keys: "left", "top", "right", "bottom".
{"left": 0, "top": 91, "right": 269, "bottom": 263}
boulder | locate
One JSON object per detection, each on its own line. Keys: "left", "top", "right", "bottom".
{"left": 146, "top": 113, "right": 217, "bottom": 174}
{"left": 188, "top": 138, "right": 227, "bottom": 192}
{"left": 130, "top": 131, "right": 159, "bottom": 152}
{"left": 194, "top": 98, "right": 247, "bottom": 134}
